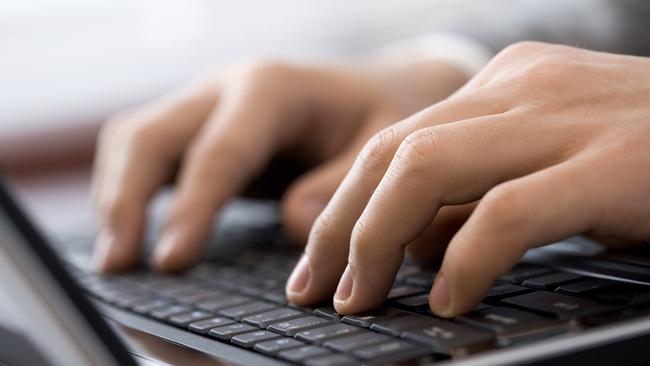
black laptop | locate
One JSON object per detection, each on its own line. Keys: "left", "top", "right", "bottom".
{"left": 2, "top": 176, "right": 650, "bottom": 366}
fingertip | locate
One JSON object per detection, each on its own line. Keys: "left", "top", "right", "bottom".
{"left": 285, "top": 247, "right": 345, "bottom": 307}
{"left": 285, "top": 254, "right": 312, "bottom": 302}
{"left": 92, "top": 230, "right": 114, "bottom": 273}
{"left": 153, "top": 229, "right": 184, "bottom": 272}
{"left": 429, "top": 273, "right": 454, "bottom": 317}
{"left": 93, "top": 230, "right": 138, "bottom": 273}
{"left": 332, "top": 265, "right": 353, "bottom": 313}
{"left": 153, "top": 227, "right": 204, "bottom": 273}
{"left": 332, "top": 263, "right": 396, "bottom": 315}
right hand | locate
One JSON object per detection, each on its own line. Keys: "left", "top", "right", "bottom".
{"left": 91, "top": 58, "right": 470, "bottom": 273}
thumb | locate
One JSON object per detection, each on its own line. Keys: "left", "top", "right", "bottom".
{"left": 282, "top": 155, "right": 354, "bottom": 245}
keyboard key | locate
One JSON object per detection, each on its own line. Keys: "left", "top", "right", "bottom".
{"left": 150, "top": 304, "right": 192, "bottom": 320}
{"left": 352, "top": 340, "right": 429, "bottom": 363}
{"left": 499, "top": 324, "right": 570, "bottom": 347}
{"left": 114, "top": 293, "right": 151, "bottom": 308}
{"left": 296, "top": 323, "right": 361, "bottom": 344}
{"left": 404, "top": 272, "right": 435, "bottom": 288}
{"left": 341, "top": 308, "right": 407, "bottom": 328}
{"left": 313, "top": 306, "right": 341, "bottom": 321}
{"left": 168, "top": 310, "right": 213, "bottom": 327}
{"left": 175, "top": 290, "right": 223, "bottom": 305}
{"left": 218, "top": 301, "right": 277, "bottom": 320}
{"left": 500, "top": 266, "right": 552, "bottom": 284}
{"left": 402, "top": 320, "right": 494, "bottom": 356}
{"left": 254, "top": 338, "right": 305, "bottom": 355}
{"left": 196, "top": 295, "right": 252, "bottom": 312}
{"left": 502, "top": 291, "right": 613, "bottom": 319}
{"left": 242, "top": 307, "right": 303, "bottom": 328}
{"left": 231, "top": 330, "right": 281, "bottom": 348}
{"left": 522, "top": 272, "right": 584, "bottom": 290}
{"left": 188, "top": 317, "right": 235, "bottom": 334}
{"left": 590, "top": 284, "right": 650, "bottom": 306}
{"left": 304, "top": 354, "right": 360, "bottom": 366}
{"left": 268, "top": 316, "right": 331, "bottom": 337}
{"left": 261, "top": 289, "right": 288, "bottom": 304}
{"left": 322, "top": 331, "right": 392, "bottom": 352}
{"left": 483, "top": 284, "right": 531, "bottom": 302}
{"left": 457, "top": 306, "right": 549, "bottom": 333}
{"left": 131, "top": 298, "right": 170, "bottom": 314}
{"left": 165, "top": 287, "right": 211, "bottom": 302}
{"left": 387, "top": 285, "right": 426, "bottom": 300}
{"left": 556, "top": 279, "right": 617, "bottom": 295}
{"left": 240, "top": 278, "right": 282, "bottom": 297}
{"left": 370, "top": 314, "right": 437, "bottom": 336}
{"left": 278, "top": 346, "right": 331, "bottom": 363}
{"left": 209, "top": 323, "right": 257, "bottom": 340}
{"left": 395, "top": 294, "right": 429, "bottom": 308}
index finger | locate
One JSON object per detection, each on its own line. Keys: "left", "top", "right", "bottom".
{"left": 286, "top": 92, "right": 509, "bottom": 305}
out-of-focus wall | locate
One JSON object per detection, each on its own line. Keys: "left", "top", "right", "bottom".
{"left": 0, "top": 0, "right": 466, "bottom": 137}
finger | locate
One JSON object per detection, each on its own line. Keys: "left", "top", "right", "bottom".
{"left": 153, "top": 79, "right": 301, "bottom": 271}
{"left": 92, "top": 81, "right": 218, "bottom": 272}
{"left": 431, "top": 158, "right": 598, "bottom": 317}
{"left": 405, "top": 202, "right": 477, "bottom": 263}
{"left": 281, "top": 151, "right": 358, "bottom": 246}
{"left": 287, "top": 93, "right": 511, "bottom": 305}
{"left": 336, "top": 112, "right": 581, "bottom": 314}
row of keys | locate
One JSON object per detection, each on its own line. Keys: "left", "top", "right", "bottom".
{"left": 70, "top": 258, "right": 650, "bottom": 365}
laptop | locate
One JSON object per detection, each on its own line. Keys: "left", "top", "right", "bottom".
{"left": 1, "top": 176, "right": 650, "bottom": 366}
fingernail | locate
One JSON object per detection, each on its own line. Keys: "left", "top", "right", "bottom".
{"left": 287, "top": 254, "right": 311, "bottom": 295}
{"left": 93, "top": 230, "right": 115, "bottom": 272}
{"left": 153, "top": 228, "right": 180, "bottom": 268}
{"left": 429, "top": 273, "right": 450, "bottom": 314}
{"left": 333, "top": 265, "right": 353, "bottom": 306}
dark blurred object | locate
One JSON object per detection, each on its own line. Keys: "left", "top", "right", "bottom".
{"left": 0, "top": 122, "right": 100, "bottom": 178}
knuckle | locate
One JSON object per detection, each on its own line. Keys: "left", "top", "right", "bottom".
{"left": 356, "top": 128, "right": 399, "bottom": 174}
{"left": 393, "top": 127, "right": 454, "bottom": 178}
{"left": 500, "top": 41, "right": 547, "bottom": 57}
{"left": 479, "top": 184, "right": 528, "bottom": 231}
{"left": 490, "top": 41, "right": 548, "bottom": 67}
{"left": 493, "top": 42, "right": 582, "bottom": 87}
{"left": 524, "top": 57, "right": 578, "bottom": 82}
{"left": 239, "top": 59, "right": 294, "bottom": 85}
{"left": 394, "top": 129, "right": 440, "bottom": 168}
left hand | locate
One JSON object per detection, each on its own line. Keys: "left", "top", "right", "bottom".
{"left": 286, "top": 41, "right": 650, "bottom": 317}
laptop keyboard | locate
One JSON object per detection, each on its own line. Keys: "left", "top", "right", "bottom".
{"left": 66, "top": 248, "right": 650, "bottom": 365}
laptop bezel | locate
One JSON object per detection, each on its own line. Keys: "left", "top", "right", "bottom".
{"left": 0, "top": 177, "right": 137, "bottom": 366}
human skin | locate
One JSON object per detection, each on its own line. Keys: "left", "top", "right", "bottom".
{"left": 91, "top": 56, "right": 470, "bottom": 273}
{"left": 286, "top": 41, "right": 650, "bottom": 318}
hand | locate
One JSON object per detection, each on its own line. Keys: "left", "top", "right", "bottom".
{"left": 287, "top": 41, "right": 650, "bottom": 317}
{"left": 92, "top": 57, "right": 469, "bottom": 272}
